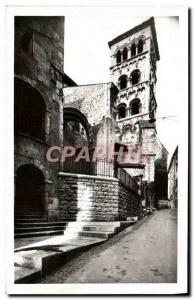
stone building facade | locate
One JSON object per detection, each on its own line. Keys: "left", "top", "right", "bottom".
{"left": 168, "top": 146, "right": 178, "bottom": 209}
{"left": 14, "top": 16, "right": 76, "bottom": 221}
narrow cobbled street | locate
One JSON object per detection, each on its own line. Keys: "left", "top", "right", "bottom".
{"left": 42, "top": 209, "right": 177, "bottom": 283}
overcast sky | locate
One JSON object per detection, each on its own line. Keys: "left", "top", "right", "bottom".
{"left": 64, "top": 8, "right": 180, "bottom": 163}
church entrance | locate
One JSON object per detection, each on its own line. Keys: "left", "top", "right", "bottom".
{"left": 15, "top": 164, "right": 45, "bottom": 217}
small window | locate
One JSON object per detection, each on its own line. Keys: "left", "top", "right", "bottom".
{"left": 118, "top": 105, "right": 126, "bottom": 119}
{"left": 130, "top": 99, "right": 141, "bottom": 115}
{"left": 116, "top": 50, "right": 121, "bottom": 64}
{"left": 131, "top": 43, "right": 136, "bottom": 57}
{"left": 138, "top": 39, "right": 144, "bottom": 54}
{"left": 119, "top": 75, "right": 127, "bottom": 90}
{"left": 123, "top": 47, "right": 128, "bottom": 60}
{"left": 130, "top": 69, "right": 140, "bottom": 85}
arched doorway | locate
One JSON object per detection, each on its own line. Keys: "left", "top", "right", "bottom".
{"left": 15, "top": 164, "right": 45, "bottom": 216}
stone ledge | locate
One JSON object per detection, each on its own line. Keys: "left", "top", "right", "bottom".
{"left": 58, "top": 172, "right": 119, "bottom": 182}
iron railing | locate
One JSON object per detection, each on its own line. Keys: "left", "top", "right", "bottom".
{"left": 62, "top": 157, "right": 142, "bottom": 196}
{"left": 115, "top": 167, "right": 142, "bottom": 196}
{"left": 63, "top": 158, "right": 114, "bottom": 177}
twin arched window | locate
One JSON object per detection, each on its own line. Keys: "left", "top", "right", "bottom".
{"left": 119, "top": 69, "right": 141, "bottom": 90}
{"left": 116, "top": 39, "right": 144, "bottom": 64}
{"left": 116, "top": 48, "right": 128, "bottom": 64}
{"left": 117, "top": 98, "right": 141, "bottom": 119}
{"left": 131, "top": 39, "right": 144, "bottom": 58}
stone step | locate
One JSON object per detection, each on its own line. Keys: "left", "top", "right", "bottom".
{"left": 15, "top": 226, "right": 66, "bottom": 234}
{"left": 15, "top": 215, "right": 45, "bottom": 219}
{"left": 15, "top": 266, "right": 41, "bottom": 284}
{"left": 82, "top": 225, "right": 119, "bottom": 232}
{"left": 14, "top": 220, "right": 139, "bottom": 283}
{"left": 15, "top": 218, "right": 48, "bottom": 223}
{"left": 78, "top": 230, "right": 114, "bottom": 239}
{"left": 14, "top": 230, "right": 64, "bottom": 239}
{"left": 14, "top": 236, "right": 106, "bottom": 283}
{"left": 15, "top": 221, "right": 67, "bottom": 228}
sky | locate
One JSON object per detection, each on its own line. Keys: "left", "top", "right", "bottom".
{"left": 63, "top": 8, "right": 180, "bottom": 163}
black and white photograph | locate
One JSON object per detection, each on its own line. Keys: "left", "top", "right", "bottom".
{"left": 3, "top": 4, "right": 188, "bottom": 296}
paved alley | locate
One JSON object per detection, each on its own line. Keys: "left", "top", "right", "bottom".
{"left": 42, "top": 209, "right": 177, "bottom": 283}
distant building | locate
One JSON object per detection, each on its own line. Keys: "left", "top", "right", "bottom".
{"left": 168, "top": 146, "right": 178, "bottom": 208}
{"left": 155, "top": 137, "right": 169, "bottom": 208}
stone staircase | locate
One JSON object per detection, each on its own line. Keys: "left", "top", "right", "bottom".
{"left": 14, "top": 215, "right": 137, "bottom": 240}
{"left": 14, "top": 215, "right": 67, "bottom": 239}
{"left": 14, "top": 220, "right": 137, "bottom": 283}
{"left": 77, "top": 222, "right": 130, "bottom": 239}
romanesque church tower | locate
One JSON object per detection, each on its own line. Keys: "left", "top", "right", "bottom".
{"left": 108, "top": 17, "right": 161, "bottom": 206}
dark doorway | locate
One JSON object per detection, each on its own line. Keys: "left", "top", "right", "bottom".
{"left": 15, "top": 164, "right": 45, "bottom": 216}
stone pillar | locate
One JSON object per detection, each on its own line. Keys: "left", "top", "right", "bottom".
{"left": 45, "top": 110, "right": 51, "bottom": 142}
{"left": 44, "top": 179, "right": 52, "bottom": 219}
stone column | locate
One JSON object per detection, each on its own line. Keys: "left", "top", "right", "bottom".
{"left": 44, "top": 179, "right": 52, "bottom": 219}
{"left": 45, "top": 110, "right": 51, "bottom": 142}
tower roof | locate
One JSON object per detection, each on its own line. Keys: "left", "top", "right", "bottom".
{"left": 108, "top": 17, "right": 160, "bottom": 61}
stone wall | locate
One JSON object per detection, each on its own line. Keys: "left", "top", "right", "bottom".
{"left": 118, "top": 183, "right": 142, "bottom": 219}
{"left": 63, "top": 83, "right": 113, "bottom": 126}
{"left": 63, "top": 83, "right": 118, "bottom": 166}
{"left": 168, "top": 147, "right": 178, "bottom": 209}
{"left": 58, "top": 172, "right": 141, "bottom": 221}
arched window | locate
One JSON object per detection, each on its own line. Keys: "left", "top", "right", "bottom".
{"left": 123, "top": 47, "right": 128, "bottom": 60}
{"left": 138, "top": 39, "right": 144, "bottom": 54}
{"left": 119, "top": 75, "right": 127, "bottom": 90}
{"left": 116, "top": 50, "right": 121, "bottom": 64}
{"left": 130, "top": 99, "right": 141, "bottom": 115}
{"left": 130, "top": 69, "right": 141, "bottom": 85}
{"left": 118, "top": 104, "right": 126, "bottom": 119}
{"left": 14, "top": 78, "right": 46, "bottom": 140}
{"left": 131, "top": 43, "right": 136, "bottom": 57}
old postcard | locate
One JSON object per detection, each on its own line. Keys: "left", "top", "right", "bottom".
{"left": 3, "top": 4, "right": 188, "bottom": 295}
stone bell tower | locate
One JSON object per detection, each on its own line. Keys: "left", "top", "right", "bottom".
{"left": 108, "top": 17, "right": 160, "bottom": 207}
